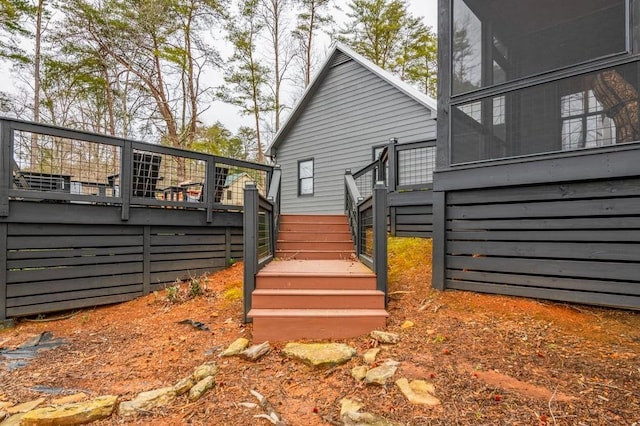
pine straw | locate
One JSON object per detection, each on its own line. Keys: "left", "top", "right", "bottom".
{"left": 1, "top": 240, "right": 640, "bottom": 425}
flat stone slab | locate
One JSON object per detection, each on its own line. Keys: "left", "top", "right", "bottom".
{"left": 20, "top": 395, "right": 118, "bottom": 426}
{"left": 396, "top": 378, "right": 441, "bottom": 406}
{"left": 118, "top": 387, "right": 176, "bottom": 416}
{"left": 282, "top": 343, "right": 356, "bottom": 368}
{"left": 364, "top": 360, "right": 399, "bottom": 385}
{"left": 220, "top": 338, "right": 249, "bottom": 357}
{"left": 370, "top": 330, "right": 400, "bottom": 344}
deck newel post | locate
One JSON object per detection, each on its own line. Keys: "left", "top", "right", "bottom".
{"left": 373, "top": 181, "right": 388, "bottom": 301}
{"left": 243, "top": 182, "right": 258, "bottom": 323}
{"left": 432, "top": 190, "right": 446, "bottom": 291}
{"left": 0, "top": 121, "right": 12, "bottom": 217}
{"left": 387, "top": 138, "right": 398, "bottom": 193}
{"left": 143, "top": 225, "right": 151, "bottom": 295}
{"left": 206, "top": 158, "right": 216, "bottom": 223}
{"left": 120, "top": 141, "right": 132, "bottom": 221}
{"left": 0, "top": 223, "right": 7, "bottom": 321}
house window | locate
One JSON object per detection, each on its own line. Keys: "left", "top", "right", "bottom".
{"left": 452, "top": 0, "right": 627, "bottom": 95}
{"left": 298, "top": 159, "right": 314, "bottom": 196}
{"left": 561, "top": 90, "right": 616, "bottom": 150}
{"left": 226, "top": 189, "right": 232, "bottom": 200}
{"left": 372, "top": 145, "right": 386, "bottom": 160}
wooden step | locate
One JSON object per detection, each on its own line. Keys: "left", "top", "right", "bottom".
{"left": 277, "top": 230, "right": 352, "bottom": 242}
{"left": 276, "top": 240, "right": 354, "bottom": 251}
{"left": 280, "top": 214, "right": 349, "bottom": 224}
{"left": 256, "top": 259, "right": 376, "bottom": 290}
{"left": 252, "top": 289, "right": 385, "bottom": 310}
{"left": 248, "top": 309, "right": 388, "bottom": 342}
{"left": 275, "top": 249, "right": 355, "bottom": 260}
{"left": 278, "top": 222, "right": 350, "bottom": 232}
{"left": 256, "top": 274, "right": 376, "bottom": 290}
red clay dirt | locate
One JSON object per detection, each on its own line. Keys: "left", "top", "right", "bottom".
{"left": 1, "top": 238, "right": 639, "bottom": 425}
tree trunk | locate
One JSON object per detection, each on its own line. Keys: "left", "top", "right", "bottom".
{"left": 30, "top": 0, "right": 45, "bottom": 170}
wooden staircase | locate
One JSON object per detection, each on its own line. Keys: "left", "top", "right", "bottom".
{"left": 248, "top": 214, "right": 388, "bottom": 342}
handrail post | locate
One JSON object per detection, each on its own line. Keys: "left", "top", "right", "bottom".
{"left": 120, "top": 141, "right": 132, "bottom": 221}
{"left": 267, "top": 165, "right": 281, "bottom": 253}
{"left": 0, "top": 120, "right": 11, "bottom": 217}
{"left": 387, "top": 137, "right": 398, "bottom": 193}
{"left": 373, "top": 181, "right": 388, "bottom": 301}
{"left": 206, "top": 158, "right": 216, "bottom": 223}
{"left": 243, "top": 182, "right": 259, "bottom": 323}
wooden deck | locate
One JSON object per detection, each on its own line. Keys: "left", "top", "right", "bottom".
{"left": 248, "top": 215, "right": 388, "bottom": 342}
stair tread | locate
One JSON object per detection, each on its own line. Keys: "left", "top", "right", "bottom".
{"left": 259, "top": 259, "right": 373, "bottom": 275}
{"left": 248, "top": 308, "right": 389, "bottom": 317}
{"left": 253, "top": 289, "right": 383, "bottom": 295}
{"left": 276, "top": 249, "right": 354, "bottom": 252}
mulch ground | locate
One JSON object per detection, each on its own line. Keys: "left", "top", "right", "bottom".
{"left": 1, "top": 238, "right": 639, "bottom": 425}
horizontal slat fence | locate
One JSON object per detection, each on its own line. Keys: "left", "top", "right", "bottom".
{"left": 3, "top": 218, "right": 243, "bottom": 318}
{"left": 445, "top": 177, "right": 640, "bottom": 308}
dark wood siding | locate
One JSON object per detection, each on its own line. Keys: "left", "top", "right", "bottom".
{"left": 1, "top": 201, "right": 243, "bottom": 318}
{"left": 444, "top": 177, "right": 640, "bottom": 308}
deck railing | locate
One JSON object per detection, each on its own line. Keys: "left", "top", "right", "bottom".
{"left": 1, "top": 117, "right": 272, "bottom": 220}
{"left": 353, "top": 138, "right": 436, "bottom": 198}
{"left": 351, "top": 137, "right": 437, "bottom": 238}
{"left": 344, "top": 170, "right": 387, "bottom": 299}
{"left": 243, "top": 165, "right": 281, "bottom": 322}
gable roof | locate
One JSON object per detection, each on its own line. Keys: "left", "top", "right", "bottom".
{"left": 267, "top": 42, "right": 437, "bottom": 154}
{"left": 224, "top": 172, "right": 250, "bottom": 187}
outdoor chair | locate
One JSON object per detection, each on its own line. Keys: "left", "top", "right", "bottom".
{"left": 132, "top": 152, "right": 162, "bottom": 198}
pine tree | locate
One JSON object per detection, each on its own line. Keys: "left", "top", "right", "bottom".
{"left": 337, "top": 0, "right": 437, "bottom": 96}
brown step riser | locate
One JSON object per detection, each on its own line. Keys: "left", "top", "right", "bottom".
{"left": 276, "top": 251, "right": 354, "bottom": 260}
{"left": 280, "top": 215, "right": 349, "bottom": 224}
{"left": 251, "top": 316, "right": 387, "bottom": 342}
{"left": 277, "top": 241, "right": 354, "bottom": 251}
{"left": 277, "top": 231, "right": 352, "bottom": 242}
{"left": 279, "top": 223, "right": 350, "bottom": 232}
{"left": 252, "top": 294, "right": 385, "bottom": 310}
{"left": 256, "top": 276, "right": 376, "bottom": 290}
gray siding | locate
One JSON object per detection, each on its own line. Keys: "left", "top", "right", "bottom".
{"left": 277, "top": 58, "right": 436, "bottom": 214}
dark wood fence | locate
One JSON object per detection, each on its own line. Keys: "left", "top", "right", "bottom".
{"left": 432, "top": 147, "right": 640, "bottom": 310}
{"left": 0, "top": 118, "right": 272, "bottom": 320}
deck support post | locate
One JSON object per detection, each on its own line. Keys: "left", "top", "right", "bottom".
{"left": 432, "top": 190, "right": 446, "bottom": 291}
{"left": 143, "top": 225, "right": 151, "bottom": 295}
{"left": 0, "top": 223, "right": 7, "bottom": 321}
{"left": 373, "top": 181, "right": 388, "bottom": 301}
{"left": 243, "top": 182, "right": 259, "bottom": 323}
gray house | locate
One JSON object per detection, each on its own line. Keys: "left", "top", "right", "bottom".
{"left": 267, "top": 43, "right": 437, "bottom": 214}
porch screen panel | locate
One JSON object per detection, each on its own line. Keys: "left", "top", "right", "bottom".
{"left": 452, "top": 62, "right": 640, "bottom": 163}
{"left": 452, "top": 0, "right": 627, "bottom": 95}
